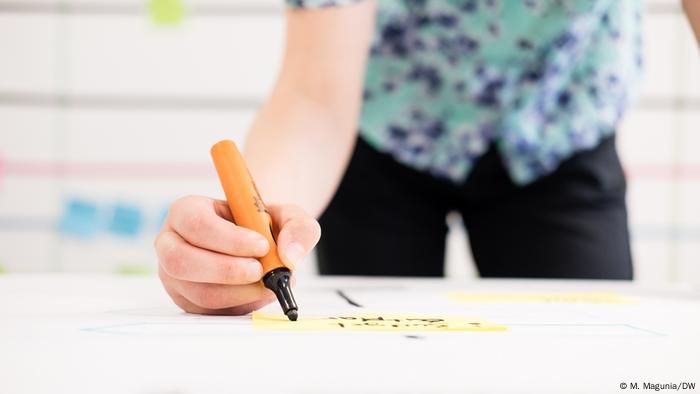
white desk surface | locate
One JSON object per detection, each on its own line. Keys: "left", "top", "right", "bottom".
{"left": 1, "top": 274, "right": 698, "bottom": 394}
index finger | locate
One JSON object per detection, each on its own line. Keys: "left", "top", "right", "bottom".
{"left": 168, "top": 196, "right": 269, "bottom": 257}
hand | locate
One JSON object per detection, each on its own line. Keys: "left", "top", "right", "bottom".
{"left": 155, "top": 196, "right": 321, "bottom": 315}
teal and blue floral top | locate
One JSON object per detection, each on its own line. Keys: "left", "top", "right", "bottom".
{"left": 287, "top": 0, "right": 642, "bottom": 184}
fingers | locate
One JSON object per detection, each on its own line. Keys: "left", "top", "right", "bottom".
{"left": 211, "top": 199, "right": 235, "bottom": 222}
{"left": 156, "top": 197, "right": 317, "bottom": 316}
{"left": 159, "top": 267, "right": 276, "bottom": 311}
{"left": 159, "top": 267, "right": 276, "bottom": 315}
{"left": 168, "top": 196, "right": 269, "bottom": 257}
{"left": 269, "top": 204, "right": 322, "bottom": 269}
{"left": 155, "top": 230, "right": 263, "bottom": 285}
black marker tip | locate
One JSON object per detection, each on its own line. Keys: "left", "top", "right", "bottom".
{"left": 262, "top": 267, "right": 299, "bottom": 321}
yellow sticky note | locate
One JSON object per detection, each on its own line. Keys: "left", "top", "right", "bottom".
{"left": 252, "top": 312, "right": 506, "bottom": 332}
{"left": 447, "top": 292, "right": 636, "bottom": 304}
{"left": 148, "top": 0, "right": 186, "bottom": 25}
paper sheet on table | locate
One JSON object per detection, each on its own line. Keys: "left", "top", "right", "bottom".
{"left": 446, "top": 292, "right": 636, "bottom": 304}
{"left": 252, "top": 312, "right": 507, "bottom": 332}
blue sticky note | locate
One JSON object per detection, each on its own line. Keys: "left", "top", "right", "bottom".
{"left": 59, "top": 199, "right": 100, "bottom": 239}
{"left": 108, "top": 203, "right": 144, "bottom": 238}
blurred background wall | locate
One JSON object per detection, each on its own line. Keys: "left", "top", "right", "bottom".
{"left": 0, "top": 0, "right": 698, "bottom": 285}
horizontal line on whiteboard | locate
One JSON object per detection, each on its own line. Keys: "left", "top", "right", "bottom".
{"left": 0, "top": 2, "right": 679, "bottom": 16}
{"left": 1, "top": 92, "right": 699, "bottom": 112}
{"left": 0, "top": 92, "right": 262, "bottom": 111}
{"left": 1, "top": 161, "right": 215, "bottom": 179}
{"left": 0, "top": 2, "right": 283, "bottom": 16}
{"left": 3, "top": 160, "right": 700, "bottom": 180}
{"left": 0, "top": 216, "right": 55, "bottom": 231}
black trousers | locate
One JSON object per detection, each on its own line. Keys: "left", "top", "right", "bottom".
{"left": 317, "top": 136, "right": 633, "bottom": 279}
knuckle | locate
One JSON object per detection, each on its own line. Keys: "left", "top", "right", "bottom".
{"left": 222, "top": 260, "right": 241, "bottom": 284}
{"left": 155, "top": 233, "right": 174, "bottom": 259}
{"left": 159, "top": 237, "right": 187, "bottom": 278}
{"left": 171, "top": 195, "right": 197, "bottom": 213}
{"left": 183, "top": 211, "right": 203, "bottom": 234}
{"left": 166, "top": 257, "right": 188, "bottom": 279}
{"left": 154, "top": 231, "right": 165, "bottom": 250}
{"left": 170, "top": 195, "right": 208, "bottom": 234}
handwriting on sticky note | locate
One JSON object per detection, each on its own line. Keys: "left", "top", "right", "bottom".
{"left": 447, "top": 292, "right": 636, "bottom": 304}
{"left": 252, "top": 312, "right": 506, "bottom": 332}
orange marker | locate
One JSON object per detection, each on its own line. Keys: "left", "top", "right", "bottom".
{"left": 211, "top": 140, "right": 298, "bottom": 321}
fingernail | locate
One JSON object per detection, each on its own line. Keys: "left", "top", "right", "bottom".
{"left": 283, "top": 242, "right": 305, "bottom": 270}
{"left": 254, "top": 238, "right": 270, "bottom": 256}
{"left": 244, "top": 260, "right": 263, "bottom": 282}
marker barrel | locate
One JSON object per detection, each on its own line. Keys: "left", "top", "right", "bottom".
{"left": 210, "top": 140, "right": 286, "bottom": 274}
{"left": 210, "top": 140, "right": 298, "bottom": 320}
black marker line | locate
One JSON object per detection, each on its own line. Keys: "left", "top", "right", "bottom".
{"left": 335, "top": 289, "right": 426, "bottom": 340}
{"left": 335, "top": 289, "right": 363, "bottom": 308}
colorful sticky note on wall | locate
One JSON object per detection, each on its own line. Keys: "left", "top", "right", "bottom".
{"left": 0, "top": 154, "right": 5, "bottom": 185}
{"left": 253, "top": 312, "right": 507, "bottom": 332}
{"left": 114, "top": 263, "right": 152, "bottom": 276}
{"left": 108, "top": 203, "right": 143, "bottom": 238}
{"left": 58, "top": 199, "right": 100, "bottom": 239}
{"left": 447, "top": 292, "right": 636, "bottom": 304}
{"left": 148, "top": 0, "right": 186, "bottom": 25}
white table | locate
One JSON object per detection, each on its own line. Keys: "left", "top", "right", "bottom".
{"left": 1, "top": 274, "right": 698, "bottom": 393}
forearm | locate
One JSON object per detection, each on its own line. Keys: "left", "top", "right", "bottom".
{"left": 241, "top": 1, "right": 375, "bottom": 218}
{"left": 243, "top": 92, "right": 359, "bottom": 218}
{"left": 684, "top": 0, "right": 700, "bottom": 45}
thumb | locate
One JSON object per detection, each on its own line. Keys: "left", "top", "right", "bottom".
{"left": 269, "top": 205, "right": 322, "bottom": 270}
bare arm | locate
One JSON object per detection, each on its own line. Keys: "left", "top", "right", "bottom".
{"left": 684, "top": 0, "right": 700, "bottom": 45}
{"left": 244, "top": 1, "right": 376, "bottom": 218}
{"left": 155, "top": 1, "right": 375, "bottom": 315}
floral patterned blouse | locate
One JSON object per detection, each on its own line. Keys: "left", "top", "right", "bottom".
{"left": 287, "top": 0, "right": 642, "bottom": 185}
